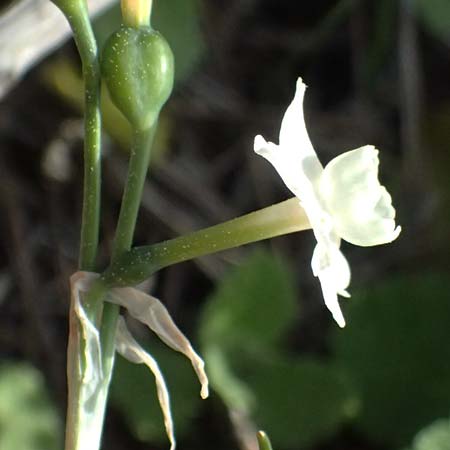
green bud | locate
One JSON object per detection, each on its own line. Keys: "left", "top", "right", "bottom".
{"left": 101, "top": 26, "right": 174, "bottom": 131}
{"left": 257, "top": 431, "right": 274, "bottom": 450}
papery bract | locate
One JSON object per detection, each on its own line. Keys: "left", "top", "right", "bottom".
{"left": 107, "top": 285, "right": 209, "bottom": 399}
{"left": 115, "top": 316, "right": 176, "bottom": 450}
{"left": 69, "top": 272, "right": 208, "bottom": 450}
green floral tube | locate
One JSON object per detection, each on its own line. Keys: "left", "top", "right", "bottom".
{"left": 101, "top": 197, "right": 310, "bottom": 287}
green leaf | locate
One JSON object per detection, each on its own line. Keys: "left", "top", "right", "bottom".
{"left": 404, "top": 417, "right": 450, "bottom": 450}
{"left": 199, "top": 251, "right": 297, "bottom": 351}
{"left": 199, "top": 251, "right": 297, "bottom": 414}
{"left": 203, "top": 344, "right": 255, "bottom": 414}
{"left": 152, "top": 0, "right": 205, "bottom": 82}
{"left": 244, "top": 355, "right": 357, "bottom": 448}
{"left": 110, "top": 335, "right": 203, "bottom": 444}
{"left": 199, "top": 251, "right": 356, "bottom": 448}
{"left": 332, "top": 273, "right": 450, "bottom": 446}
{"left": 415, "top": 0, "right": 450, "bottom": 44}
{"left": 0, "top": 363, "right": 61, "bottom": 450}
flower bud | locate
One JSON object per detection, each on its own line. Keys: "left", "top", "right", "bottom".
{"left": 101, "top": 26, "right": 174, "bottom": 131}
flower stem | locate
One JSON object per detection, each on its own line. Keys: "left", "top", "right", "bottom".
{"left": 111, "top": 127, "right": 156, "bottom": 260}
{"left": 56, "top": 2, "right": 104, "bottom": 450}
{"left": 66, "top": 125, "right": 156, "bottom": 450}
{"left": 100, "top": 125, "right": 156, "bottom": 369}
{"left": 65, "top": 2, "right": 102, "bottom": 272}
{"left": 101, "top": 197, "right": 310, "bottom": 287}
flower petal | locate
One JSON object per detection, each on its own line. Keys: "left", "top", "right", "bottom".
{"left": 107, "top": 286, "right": 209, "bottom": 399}
{"left": 254, "top": 79, "right": 331, "bottom": 251}
{"left": 279, "top": 78, "right": 319, "bottom": 169}
{"left": 254, "top": 78, "right": 323, "bottom": 200}
{"left": 320, "top": 146, "right": 401, "bottom": 246}
{"left": 115, "top": 316, "right": 176, "bottom": 450}
{"left": 311, "top": 244, "right": 351, "bottom": 328}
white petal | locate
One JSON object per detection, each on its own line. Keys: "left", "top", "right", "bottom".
{"left": 254, "top": 80, "right": 329, "bottom": 257}
{"left": 279, "top": 78, "right": 318, "bottom": 166}
{"left": 311, "top": 244, "right": 351, "bottom": 328}
{"left": 107, "top": 287, "right": 209, "bottom": 399}
{"left": 253, "top": 78, "right": 323, "bottom": 200}
{"left": 320, "top": 146, "right": 401, "bottom": 246}
{"left": 115, "top": 317, "right": 176, "bottom": 450}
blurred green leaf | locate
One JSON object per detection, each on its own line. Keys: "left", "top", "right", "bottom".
{"left": 199, "top": 251, "right": 356, "bottom": 448}
{"left": 200, "top": 251, "right": 297, "bottom": 414}
{"left": 110, "top": 334, "right": 203, "bottom": 444}
{"left": 152, "top": 0, "right": 205, "bottom": 82}
{"left": 245, "top": 355, "right": 357, "bottom": 448}
{"left": 0, "top": 363, "right": 61, "bottom": 450}
{"left": 404, "top": 417, "right": 450, "bottom": 450}
{"left": 92, "top": 3, "right": 122, "bottom": 50}
{"left": 203, "top": 343, "right": 255, "bottom": 413}
{"left": 415, "top": 0, "right": 450, "bottom": 43}
{"left": 199, "top": 251, "right": 297, "bottom": 351}
{"left": 332, "top": 273, "right": 450, "bottom": 446}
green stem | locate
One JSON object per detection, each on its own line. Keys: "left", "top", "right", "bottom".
{"left": 101, "top": 197, "right": 310, "bottom": 287}
{"left": 112, "top": 127, "right": 156, "bottom": 259}
{"left": 65, "top": 2, "right": 102, "bottom": 272}
{"left": 100, "top": 125, "right": 156, "bottom": 368}
{"left": 57, "top": 2, "right": 103, "bottom": 450}
{"left": 66, "top": 125, "right": 155, "bottom": 450}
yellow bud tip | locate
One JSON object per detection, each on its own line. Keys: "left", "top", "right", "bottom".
{"left": 121, "top": 0, "right": 152, "bottom": 28}
{"left": 257, "top": 431, "right": 273, "bottom": 450}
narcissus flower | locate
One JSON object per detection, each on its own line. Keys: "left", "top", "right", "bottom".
{"left": 254, "top": 78, "right": 401, "bottom": 327}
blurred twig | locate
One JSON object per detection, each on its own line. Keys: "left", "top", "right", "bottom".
{"left": 399, "top": 0, "right": 424, "bottom": 182}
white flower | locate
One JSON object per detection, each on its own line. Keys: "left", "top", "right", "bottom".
{"left": 254, "top": 78, "right": 401, "bottom": 327}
